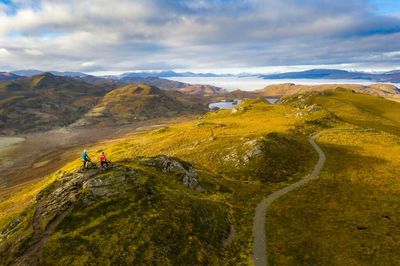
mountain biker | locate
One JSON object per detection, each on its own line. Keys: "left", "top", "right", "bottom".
{"left": 99, "top": 151, "right": 109, "bottom": 168}
{"left": 82, "top": 149, "right": 91, "bottom": 168}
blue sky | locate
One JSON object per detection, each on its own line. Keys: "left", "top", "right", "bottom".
{"left": 0, "top": 0, "right": 399, "bottom": 74}
{"left": 370, "top": 0, "right": 400, "bottom": 15}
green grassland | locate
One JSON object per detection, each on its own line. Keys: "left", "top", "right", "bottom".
{"left": 266, "top": 90, "right": 400, "bottom": 265}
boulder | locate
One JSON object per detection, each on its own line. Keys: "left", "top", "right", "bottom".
{"left": 140, "top": 155, "right": 199, "bottom": 189}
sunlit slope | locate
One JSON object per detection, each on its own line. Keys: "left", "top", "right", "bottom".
{"left": 308, "top": 89, "right": 400, "bottom": 135}
{"left": 267, "top": 90, "right": 400, "bottom": 265}
{"left": 1, "top": 98, "right": 321, "bottom": 264}
{"left": 88, "top": 98, "right": 318, "bottom": 180}
{"left": 76, "top": 84, "right": 207, "bottom": 126}
{"left": 259, "top": 83, "right": 400, "bottom": 102}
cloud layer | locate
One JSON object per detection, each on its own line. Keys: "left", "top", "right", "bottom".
{"left": 0, "top": 0, "right": 399, "bottom": 73}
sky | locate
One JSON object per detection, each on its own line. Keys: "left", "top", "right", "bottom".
{"left": 0, "top": 0, "right": 399, "bottom": 75}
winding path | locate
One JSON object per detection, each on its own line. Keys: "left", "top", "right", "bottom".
{"left": 252, "top": 135, "right": 326, "bottom": 266}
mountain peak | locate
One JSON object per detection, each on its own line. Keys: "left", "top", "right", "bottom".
{"left": 118, "top": 84, "right": 163, "bottom": 95}
{"left": 0, "top": 71, "right": 21, "bottom": 81}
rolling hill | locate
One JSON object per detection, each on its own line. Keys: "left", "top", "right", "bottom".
{"left": 0, "top": 73, "right": 110, "bottom": 134}
{"left": 214, "top": 83, "right": 400, "bottom": 103}
{"left": 178, "top": 84, "right": 225, "bottom": 96}
{"left": 117, "top": 77, "right": 189, "bottom": 90}
{"left": 266, "top": 89, "right": 400, "bottom": 265}
{"left": 0, "top": 72, "right": 21, "bottom": 81}
{"left": 0, "top": 74, "right": 216, "bottom": 134}
{"left": 257, "top": 83, "right": 400, "bottom": 102}
{"left": 73, "top": 84, "right": 208, "bottom": 126}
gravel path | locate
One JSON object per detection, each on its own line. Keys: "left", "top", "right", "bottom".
{"left": 252, "top": 135, "right": 326, "bottom": 266}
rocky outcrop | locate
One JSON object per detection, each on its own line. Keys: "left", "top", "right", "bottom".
{"left": 82, "top": 169, "right": 139, "bottom": 205}
{"left": 0, "top": 218, "right": 20, "bottom": 239}
{"left": 222, "top": 139, "right": 263, "bottom": 167}
{"left": 140, "top": 155, "right": 200, "bottom": 189}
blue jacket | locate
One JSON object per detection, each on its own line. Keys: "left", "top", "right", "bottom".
{"left": 82, "top": 151, "right": 88, "bottom": 161}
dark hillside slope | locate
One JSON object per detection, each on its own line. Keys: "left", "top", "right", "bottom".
{"left": 0, "top": 73, "right": 109, "bottom": 134}
{"left": 80, "top": 75, "right": 189, "bottom": 90}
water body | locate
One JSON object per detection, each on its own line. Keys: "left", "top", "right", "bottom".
{"left": 209, "top": 100, "right": 242, "bottom": 109}
{"left": 168, "top": 76, "right": 400, "bottom": 91}
{"left": 266, "top": 97, "right": 279, "bottom": 104}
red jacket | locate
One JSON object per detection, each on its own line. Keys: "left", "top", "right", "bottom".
{"left": 99, "top": 154, "right": 107, "bottom": 162}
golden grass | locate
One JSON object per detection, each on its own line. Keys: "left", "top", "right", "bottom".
{"left": 1, "top": 98, "right": 319, "bottom": 264}
{"left": 5, "top": 89, "right": 398, "bottom": 264}
{"left": 266, "top": 90, "right": 400, "bottom": 265}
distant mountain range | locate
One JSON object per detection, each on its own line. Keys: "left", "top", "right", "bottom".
{"left": 7, "top": 69, "right": 229, "bottom": 79}
{"left": 2, "top": 68, "right": 400, "bottom": 84}
{"left": 118, "top": 71, "right": 231, "bottom": 78}
{"left": 0, "top": 72, "right": 21, "bottom": 81}
{"left": 260, "top": 69, "right": 400, "bottom": 83}
{"left": 12, "top": 69, "right": 88, "bottom": 78}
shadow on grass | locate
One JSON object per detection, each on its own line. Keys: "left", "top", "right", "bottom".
{"left": 265, "top": 143, "right": 400, "bottom": 266}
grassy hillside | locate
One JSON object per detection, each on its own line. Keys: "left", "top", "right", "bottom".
{"left": 0, "top": 75, "right": 212, "bottom": 133}
{"left": 218, "top": 83, "right": 400, "bottom": 103}
{"left": 0, "top": 73, "right": 109, "bottom": 134}
{"left": 179, "top": 84, "right": 224, "bottom": 96}
{"left": 258, "top": 83, "right": 400, "bottom": 102}
{"left": 76, "top": 84, "right": 208, "bottom": 126}
{"left": 0, "top": 97, "right": 320, "bottom": 264}
{"left": 2, "top": 88, "right": 399, "bottom": 264}
{"left": 266, "top": 89, "right": 400, "bottom": 265}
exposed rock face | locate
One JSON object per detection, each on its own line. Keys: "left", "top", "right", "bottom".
{"left": 35, "top": 170, "right": 99, "bottom": 231}
{"left": 242, "top": 140, "right": 262, "bottom": 163}
{"left": 82, "top": 169, "right": 138, "bottom": 204}
{"left": 0, "top": 218, "right": 20, "bottom": 239}
{"left": 83, "top": 178, "right": 114, "bottom": 197}
{"left": 140, "top": 155, "right": 199, "bottom": 189}
{"left": 222, "top": 139, "right": 263, "bottom": 166}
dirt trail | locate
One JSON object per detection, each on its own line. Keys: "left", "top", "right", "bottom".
{"left": 252, "top": 135, "right": 326, "bottom": 266}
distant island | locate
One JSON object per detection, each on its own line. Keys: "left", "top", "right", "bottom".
{"left": 260, "top": 69, "right": 400, "bottom": 83}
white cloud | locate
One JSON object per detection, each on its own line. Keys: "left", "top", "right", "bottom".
{"left": 81, "top": 61, "right": 96, "bottom": 67}
{"left": 24, "top": 48, "right": 43, "bottom": 56}
{"left": 0, "top": 0, "right": 399, "bottom": 72}
{"left": 0, "top": 47, "right": 11, "bottom": 57}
